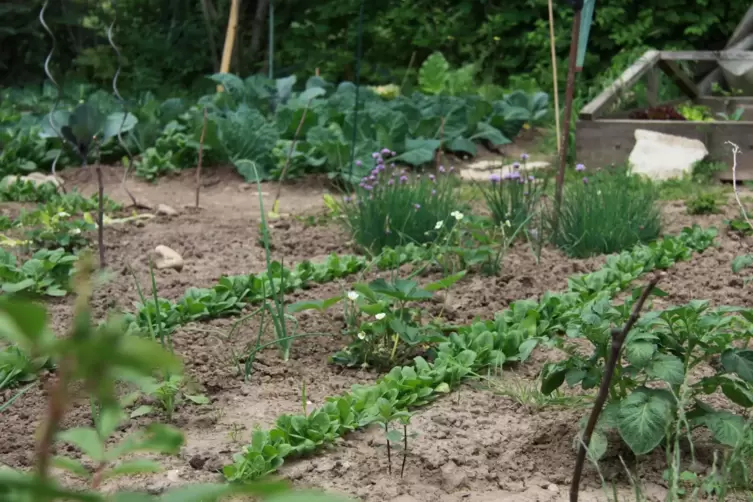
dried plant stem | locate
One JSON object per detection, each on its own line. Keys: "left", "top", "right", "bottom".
{"left": 95, "top": 162, "right": 106, "bottom": 268}
{"left": 196, "top": 107, "right": 208, "bottom": 208}
{"left": 386, "top": 423, "right": 392, "bottom": 475}
{"left": 726, "top": 141, "right": 753, "bottom": 232}
{"left": 400, "top": 423, "right": 408, "bottom": 478}
{"left": 570, "top": 272, "right": 664, "bottom": 502}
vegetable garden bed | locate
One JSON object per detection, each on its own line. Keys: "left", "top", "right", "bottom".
{"left": 2, "top": 167, "right": 753, "bottom": 502}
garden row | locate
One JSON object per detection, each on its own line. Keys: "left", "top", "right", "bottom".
{"left": 0, "top": 52, "right": 548, "bottom": 185}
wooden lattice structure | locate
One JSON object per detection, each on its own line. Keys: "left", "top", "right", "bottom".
{"left": 575, "top": 50, "right": 753, "bottom": 180}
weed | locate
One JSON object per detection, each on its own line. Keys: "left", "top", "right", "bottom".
{"left": 686, "top": 192, "right": 721, "bottom": 215}
{"left": 692, "top": 159, "right": 727, "bottom": 184}
{"left": 550, "top": 165, "right": 662, "bottom": 258}
{"left": 479, "top": 156, "right": 544, "bottom": 230}
{"left": 339, "top": 150, "right": 461, "bottom": 253}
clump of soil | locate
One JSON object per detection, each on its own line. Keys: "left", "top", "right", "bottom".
{"left": 628, "top": 105, "right": 686, "bottom": 121}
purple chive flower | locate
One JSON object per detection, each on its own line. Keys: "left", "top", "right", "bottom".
{"left": 521, "top": 153, "right": 529, "bottom": 161}
{"left": 371, "top": 168, "right": 379, "bottom": 175}
{"left": 528, "top": 175, "right": 535, "bottom": 181}
{"left": 575, "top": 163, "right": 585, "bottom": 172}
{"left": 372, "top": 152, "right": 379, "bottom": 159}
{"left": 390, "top": 163, "right": 396, "bottom": 169}
{"left": 369, "top": 175, "right": 376, "bottom": 181}
{"left": 356, "top": 160, "right": 363, "bottom": 167}
{"left": 413, "top": 203, "right": 421, "bottom": 210}
{"left": 512, "top": 162, "right": 520, "bottom": 170}
{"left": 449, "top": 165, "right": 455, "bottom": 172}
{"left": 399, "top": 175, "right": 408, "bottom": 183}
{"left": 582, "top": 176, "right": 589, "bottom": 184}
{"left": 510, "top": 170, "right": 521, "bottom": 179}
{"left": 428, "top": 174, "right": 435, "bottom": 181}
{"left": 343, "top": 195, "right": 351, "bottom": 202}
{"left": 502, "top": 172, "right": 513, "bottom": 180}
{"left": 439, "top": 165, "right": 446, "bottom": 173}
{"left": 363, "top": 184, "right": 373, "bottom": 191}
{"left": 388, "top": 178, "right": 395, "bottom": 185}
{"left": 490, "top": 173, "right": 501, "bottom": 183}
{"left": 381, "top": 148, "right": 391, "bottom": 155}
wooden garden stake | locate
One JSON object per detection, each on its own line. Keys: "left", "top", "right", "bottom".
{"left": 547, "top": 0, "right": 561, "bottom": 153}
{"left": 217, "top": 0, "right": 240, "bottom": 92}
{"left": 570, "top": 272, "right": 665, "bottom": 502}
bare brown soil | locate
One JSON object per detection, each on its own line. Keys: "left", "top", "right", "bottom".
{"left": 1, "top": 166, "right": 751, "bottom": 501}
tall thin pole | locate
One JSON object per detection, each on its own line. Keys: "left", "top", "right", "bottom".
{"left": 268, "top": 0, "right": 274, "bottom": 79}
{"left": 547, "top": 0, "right": 562, "bottom": 153}
{"left": 553, "top": 8, "right": 582, "bottom": 231}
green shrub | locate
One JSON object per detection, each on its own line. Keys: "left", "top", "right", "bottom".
{"left": 340, "top": 149, "right": 460, "bottom": 253}
{"left": 479, "top": 155, "right": 543, "bottom": 229}
{"left": 550, "top": 165, "right": 661, "bottom": 258}
{"left": 686, "top": 192, "right": 721, "bottom": 215}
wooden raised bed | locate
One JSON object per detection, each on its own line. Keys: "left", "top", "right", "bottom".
{"left": 575, "top": 50, "right": 753, "bottom": 180}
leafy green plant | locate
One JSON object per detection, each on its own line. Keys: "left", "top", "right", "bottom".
{"left": 0, "top": 179, "right": 59, "bottom": 202}
{"left": 23, "top": 207, "right": 94, "bottom": 251}
{"left": 0, "top": 247, "right": 77, "bottom": 297}
{"left": 0, "top": 125, "right": 50, "bottom": 176}
{"left": 691, "top": 159, "right": 727, "bottom": 184}
{"left": 339, "top": 152, "right": 461, "bottom": 253}
{"left": 0, "top": 344, "right": 53, "bottom": 391}
{"left": 418, "top": 52, "right": 475, "bottom": 96}
{"left": 130, "top": 374, "right": 209, "bottom": 422}
{"left": 543, "top": 294, "right": 753, "bottom": 462}
{"left": 686, "top": 192, "right": 721, "bottom": 215}
{"left": 550, "top": 165, "right": 662, "bottom": 258}
{"left": 132, "top": 146, "right": 179, "bottom": 181}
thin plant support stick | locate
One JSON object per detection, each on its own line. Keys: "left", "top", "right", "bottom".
{"left": 195, "top": 107, "right": 208, "bottom": 208}
{"left": 553, "top": 8, "right": 582, "bottom": 233}
{"left": 399, "top": 52, "right": 417, "bottom": 95}
{"left": 547, "top": 0, "right": 562, "bottom": 152}
{"left": 96, "top": 161, "right": 106, "bottom": 268}
{"left": 217, "top": 0, "right": 240, "bottom": 92}
{"left": 400, "top": 423, "right": 408, "bottom": 477}
{"left": 570, "top": 272, "right": 665, "bottom": 502}
{"left": 726, "top": 141, "right": 753, "bottom": 231}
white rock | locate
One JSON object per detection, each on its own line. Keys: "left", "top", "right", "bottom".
{"left": 153, "top": 245, "right": 184, "bottom": 271}
{"left": 156, "top": 204, "right": 179, "bottom": 216}
{"left": 461, "top": 159, "right": 551, "bottom": 181}
{"left": 628, "top": 129, "right": 708, "bottom": 181}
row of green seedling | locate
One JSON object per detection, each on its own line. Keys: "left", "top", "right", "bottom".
{"left": 223, "top": 225, "right": 717, "bottom": 481}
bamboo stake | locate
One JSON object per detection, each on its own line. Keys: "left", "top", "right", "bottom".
{"left": 217, "top": 0, "right": 241, "bottom": 92}
{"left": 547, "top": 0, "right": 562, "bottom": 152}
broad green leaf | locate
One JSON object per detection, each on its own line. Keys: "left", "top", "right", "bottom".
{"left": 39, "top": 110, "right": 71, "bottom": 139}
{"left": 299, "top": 87, "right": 326, "bottom": 102}
{"left": 57, "top": 427, "right": 106, "bottom": 462}
{"left": 470, "top": 122, "right": 511, "bottom": 146}
{"left": 69, "top": 103, "right": 105, "bottom": 145}
{"left": 616, "top": 388, "right": 674, "bottom": 455}
{"left": 103, "top": 459, "right": 162, "bottom": 480}
{"left": 447, "top": 136, "right": 476, "bottom": 156}
{"left": 208, "top": 73, "right": 245, "bottom": 98}
{"left": 625, "top": 341, "right": 656, "bottom": 368}
{"left": 287, "top": 295, "right": 343, "bottom": 313}
{"left": 540, "top": 362, "right": 568, "bottom": 394}
{"left": 720, "top": 376, "right": 753, "bottom": 407}
{"left": 2, "top": 278, "right": 36, "bottom": 293}
{"left": 418, "top": 52, "right": 450, "bottom": 95}
{"left": 97, "top": 405, "right": 125, "bottom": 439}
{"left": 721, "top": 349, "right": 753, "bottom": 382}
{"left": 385, "top": 429, "right": 404, "bottom": 442}
{"left": 644, "top": 353, "right": 685, "bottom": 385}
{"left": 102, "top": 112, "right": 138, "bottom": 141}
{"left": 584, "top": 429, "right": 608, "bottom": 461}
{"left": 185, "top": 394, "right": 210, "bottom": 405}
{"left": 393, "top": 137, "right": 441, "bottom": 166}
{"left": 700, "top": 410, "right": 746, "bottom": 447}
{"left": 424, "top": 271, "right": 466, "bottom": 292}
{"left": 0, "top": 298, "right": 49, "bottom": 347}
{"left": 51, "top": 456, "right": 91, "bottom": 478}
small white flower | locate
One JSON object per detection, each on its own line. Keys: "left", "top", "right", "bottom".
{"left": 357, "top": 331, "right": 367, "bottom": 340}
{"left": 504, "top": 219, "right": 511, "bottom": 227}
{"left": 597, "top": 190, "right": 602, "bottom": 196}
{"left": 450, "top": 210, "right": 464, "bottom": 221}
{"left": 69, "top": 228, "right": 81, "bottom": 235}
{"left": 57, "top": 211, "right": 70, "bottom": 218}
{"left": 347, "top": 291, "right": 359, "bottom": 301}
{"left": 375, "top": 313, "right": 386, "bottom": 320}
{"left": 435, "top": 220, "right": 444, "bottom": 230}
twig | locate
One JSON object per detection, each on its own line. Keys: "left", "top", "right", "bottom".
{"left": 570, "top": 272, "right": 665, "bottom": 502}
{"left": 386, "top": 422, "right": 392, "bottom": 475}
{"left": 273, "top": 98, "right": 312, "bottom": 209}
{"left": 400, "top": 423, "right": 408, "bottom": 478}
{"left": 196, "top": 107, "right": 208, "bottom": 208}
{"left": 726, "top": 141, "right": 753, "bottom": 232}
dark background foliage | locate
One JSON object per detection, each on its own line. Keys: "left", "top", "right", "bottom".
{"left": 1, "top": 0, "right": 746, "bottom": 94}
